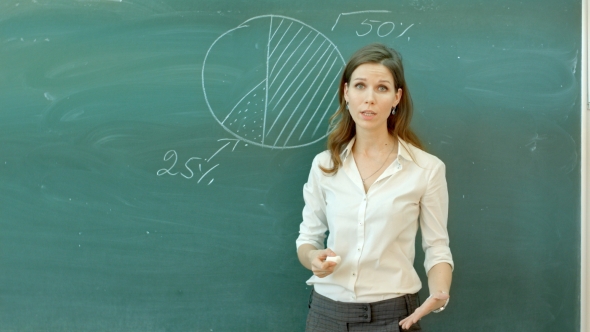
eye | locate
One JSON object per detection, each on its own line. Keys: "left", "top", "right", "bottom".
{"left": 378, "top": 85, "right": 388, "bottom": 92}
{"left": 355, "top": 83, "right": 365, "bottom": 89}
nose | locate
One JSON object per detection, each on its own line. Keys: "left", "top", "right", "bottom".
{"left": 364, "top": 89, "right": 375, "bottom": 104}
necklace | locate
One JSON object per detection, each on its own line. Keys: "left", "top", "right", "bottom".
{"left": 361, "top": 144, "right": 396, "bottom": 184}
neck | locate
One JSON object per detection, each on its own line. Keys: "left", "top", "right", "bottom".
{"left": 353, "top": 127, "right": 396, "bottom": 154}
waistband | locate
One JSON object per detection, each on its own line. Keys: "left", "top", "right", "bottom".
{"left": 308, "top": 289, "right": 420, "bottom": 324}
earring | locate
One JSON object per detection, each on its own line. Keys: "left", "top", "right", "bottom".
{"left": 346, "top": 102, "right": 349, "bottom": 110}
{"left": 391, "top": 106, "right": 397, "bottom": 115}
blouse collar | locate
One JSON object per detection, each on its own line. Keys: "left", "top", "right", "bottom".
{"left": 341, "top": 136, "right": 414, "bottom": 163}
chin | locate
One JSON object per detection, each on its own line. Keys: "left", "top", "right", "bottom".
{"left": 355, "top": 122, "right": 388, "bottom": 132}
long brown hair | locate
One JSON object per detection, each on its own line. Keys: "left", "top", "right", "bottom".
{"left": 320, "top": 43, "right": 424, "bottom": 174}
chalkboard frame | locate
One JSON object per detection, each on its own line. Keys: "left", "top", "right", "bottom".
{"left": 581, "top": 1, "right": 589, "bottom": 331}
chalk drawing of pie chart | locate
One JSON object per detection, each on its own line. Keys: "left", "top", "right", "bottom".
{"left": 202, "top": 15, "right": 345, "bottom": 149}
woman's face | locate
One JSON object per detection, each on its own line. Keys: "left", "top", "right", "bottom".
{"left": 344, "top": 63, "right": 402, "bottom": 133}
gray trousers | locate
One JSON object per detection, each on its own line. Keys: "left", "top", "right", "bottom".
{"left": 306, "top": 289, "right": 422, "bottom": 332}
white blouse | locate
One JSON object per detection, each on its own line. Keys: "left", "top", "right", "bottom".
{"left": 296, "top": 137, "right": 454, "bottom": 303}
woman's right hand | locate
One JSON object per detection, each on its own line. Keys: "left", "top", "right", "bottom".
{"left": 308, "top": 248, "right": 338, "bottom": 278}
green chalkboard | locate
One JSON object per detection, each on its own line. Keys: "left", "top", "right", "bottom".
{"left": 0, "top": 0, "right": 581, "bottom": 331}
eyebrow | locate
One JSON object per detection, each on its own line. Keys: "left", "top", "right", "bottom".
{"left": 352, "top": 78, "right": 393, "bottom": 84}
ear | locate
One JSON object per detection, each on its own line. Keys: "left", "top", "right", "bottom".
{"left": 394, "top": 88, "right": 402, "bottom": 106}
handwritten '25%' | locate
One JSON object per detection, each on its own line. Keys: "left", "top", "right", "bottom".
{"left": 157, "top": 139, "right": 238, "bottom": 184}
{"left": 157, "top": 150, "right": 218, "bottom": 184}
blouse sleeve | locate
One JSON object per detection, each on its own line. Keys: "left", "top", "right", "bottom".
{"left": 296, "top": 154, "right": 328, "bottom": 250}
{"left": 420, "top": 160, "right": 454, "bottom": 273}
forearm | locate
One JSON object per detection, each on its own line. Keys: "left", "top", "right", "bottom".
{"left": 400, "top": 262, "right": 453, "bottom": 329}
{"left": 297, "top": 243, "right": 319, "bottom": 270}
{"left": 427, "top": 262, "right": 453, "bottom": 295}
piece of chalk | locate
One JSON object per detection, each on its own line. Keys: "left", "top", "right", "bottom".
{"left": 326, "top": 256, "right": 341, "bottom": 264}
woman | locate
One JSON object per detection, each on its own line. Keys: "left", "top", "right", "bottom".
{"left": 296, "top": 43, "right": 454, "bottom": 331}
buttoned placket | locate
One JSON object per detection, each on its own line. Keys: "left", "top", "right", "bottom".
{"left": 341, "top": 150, "right": 362, "bottom": 301}
{"left": 345, "top": 155, "right": 405, "bottom": 301}
{"left": 348, "top": 191, "right": 367, "bottom": 301}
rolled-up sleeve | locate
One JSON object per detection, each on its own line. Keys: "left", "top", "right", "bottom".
{"left": 296, "top": 155, "right": 328, "bottom": 250}
{"left": 420, "top": 160, "right": 454, "bottom": 273}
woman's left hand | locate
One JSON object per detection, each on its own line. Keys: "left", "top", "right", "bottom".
{"left": 398, "top": 292, "right": 449, "bottom": 330}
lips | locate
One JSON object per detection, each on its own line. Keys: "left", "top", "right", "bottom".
{"left": 360, "top": 111, "right": 376, "bottom": 116}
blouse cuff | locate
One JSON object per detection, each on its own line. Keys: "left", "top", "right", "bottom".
{"left": 424, "top": 245, "right": 454, "bottom": 273}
